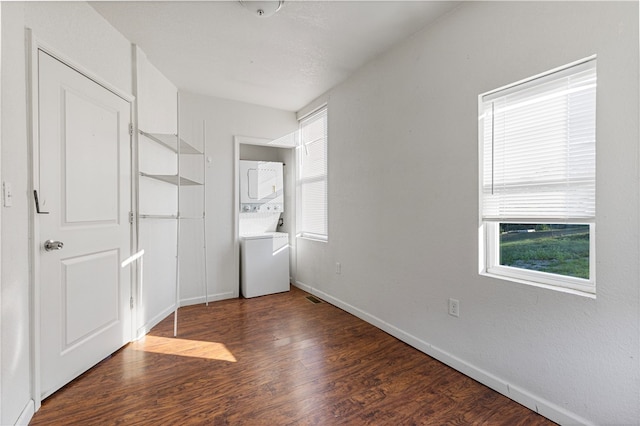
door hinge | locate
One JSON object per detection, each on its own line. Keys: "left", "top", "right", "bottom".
{"left": 129, "top": 123, "right": 133, "bottom": 136}
{"left": 130, "top": 297, "right": 134, "bottom": 310}
{"left": 129, "top": 211, "right": 134, "bottom": 224}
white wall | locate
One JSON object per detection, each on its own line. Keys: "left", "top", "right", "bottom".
{"left": 1, "top": 2, "right": 132, "bottom": 424}
{"left": 135, "top": 47, "right": 182, "bottom": 335}
{"left": 179, "top": 92, "right": 297, "bottom": 302}
{"left": 2, "top": 1, "right": 637, "bottom": 425}
{"left": 176, "top": 111, "right": 206, "bottom": 307}
{"left": 295, "top": 2, "right": 639, "bottom": 424}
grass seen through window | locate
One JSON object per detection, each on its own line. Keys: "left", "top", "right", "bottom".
{"left": 499, "top": 224, "right": 590, "bottom": 280}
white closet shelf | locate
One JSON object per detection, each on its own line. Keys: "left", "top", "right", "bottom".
{"left": 139, "top": 130, "right": 202, "bottom": 155}
{"left": 140, "top": 172, "right": 203, "bottom": 186}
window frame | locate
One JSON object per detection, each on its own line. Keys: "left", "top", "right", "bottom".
{"left": 478, "top": 57, "right": 597, "bottom": 296}
{"left": 297, "top": 105, "right": 328, "bottom": 242}
{"left": 482, "top": 222, "right": 596, "bottom": 295}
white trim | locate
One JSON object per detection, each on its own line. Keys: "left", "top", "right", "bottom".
{"left": 292, "top": 281, "right": 595, "bottom": 426}
{"left": 296, "top": 106, "right": 329, "bottom": 240}
{"left": 292, "top": 280, "right": 312, "bottom": 293}
{"left": 481, "top": 55, "right": 596, "bottom": 101}
{"left": 32, "top": 38, "right": 134, "bottom": 103}
{"left": 179, "top": 290, "right": 235, "bottom": 307}
{"left": 174, "top": 92, "right": 181, "bottom": 337}
{"left": 130, "top": 44, "right": 141, "bottom": 343}
{"left": 480, "top": 270, "right": 596, "bottom": 299}
{"left": 27, "top": 30, "right": 135, "bottom": 410}
{"left": 481, "top": 222, "right": 596, "bottom": 296}
{"left": 478, "top": 57, "right": 597, "bottom": 296}
{"left": 297, "top": 98, "right": 329, "bottom": 122}
{"left": 14, "top": 400, "right": 35, "bottom": 426}
{"left": 136, "top": 303, "right": 176, "bottom": 341}
{"left": 26, "top": 27, "right": 43, "bottom": 413}
{"left": 297, "top": 102, "right": 328, "bottom": 123}
{"left": 235, "top": 135, "right": 296, "bottom": 149}
{"left": 233, "top": 135, "right": 297, "bottom": 298}
{"left": 233, "top": 138, "right": 242, "bottom": 299}
{"left": 0, "top": 7, "right": 4, "bottom": 419}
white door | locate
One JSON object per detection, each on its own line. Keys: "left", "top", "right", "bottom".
{"left": 37, "top": 50, "right": 132, "bottom": 398}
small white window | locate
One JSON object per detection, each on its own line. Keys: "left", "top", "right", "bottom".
{"left": 297, "top": 106, "right": 328, "bottom": 241}
{"left": 479, "top": 58, "right": 596, "bottom": 295}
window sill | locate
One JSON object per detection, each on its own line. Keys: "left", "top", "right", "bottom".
{"left": 480, "top": 269, "right": 596, "bottom": 299}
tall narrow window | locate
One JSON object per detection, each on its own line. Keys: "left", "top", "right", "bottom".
{"left": 479, "top": 58, "right": 596, "bottom": 295}
{"left": 298, "top": 106, "right": 328, "bottom": 241}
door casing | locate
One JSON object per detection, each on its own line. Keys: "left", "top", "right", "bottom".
{"left": 233, "top": 135, "right": 297, "bottom": 298}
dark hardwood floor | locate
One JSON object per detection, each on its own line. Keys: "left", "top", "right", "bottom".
{"left": 31, "top": 287, "right": 555, "bottom": 425}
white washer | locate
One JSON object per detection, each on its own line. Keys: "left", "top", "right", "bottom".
{"left": 240, "top": 232, "right": 290, "bottom": 298}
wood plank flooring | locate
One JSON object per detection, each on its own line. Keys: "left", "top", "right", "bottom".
{"left": 31, "top": 287, "right": 556, "bottom": 425}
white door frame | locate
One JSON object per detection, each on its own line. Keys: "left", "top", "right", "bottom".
{"left": 233, "top": 136, "right": 297, "bottom": 297}
{"left": 26, "top": 29, "right": 135, "bottom": 411}
{"left": 0, "top": 5, "right": 3, "bottom": 422}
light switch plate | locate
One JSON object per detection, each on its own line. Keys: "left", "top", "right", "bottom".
{"left": 3, "top": 181, "right": 13, "bottom": 207}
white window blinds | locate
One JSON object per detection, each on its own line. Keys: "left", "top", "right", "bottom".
{"left": 298, "top": 107, "right": 328, "bottom": 239}
{"left": 480, "top": 59, "right": 597, "bottom": 221}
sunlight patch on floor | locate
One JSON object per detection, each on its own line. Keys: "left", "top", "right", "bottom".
{"left": 133, "top": 335, "right": 237, "bottom": 362}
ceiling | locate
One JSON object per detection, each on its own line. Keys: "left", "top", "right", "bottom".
{"left": 90, "top": 1, "right": 460, "bottom": 112}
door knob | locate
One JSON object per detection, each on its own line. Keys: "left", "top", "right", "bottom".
{"left": 44, "top": 240, "right": 64, "bottom": 252}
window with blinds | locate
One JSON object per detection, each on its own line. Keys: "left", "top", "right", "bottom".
{"left": 297, "top": 106, "right": 328, "bottom": 241}
{"left": 479, "top": 58, "right": 596, "bottom": 294}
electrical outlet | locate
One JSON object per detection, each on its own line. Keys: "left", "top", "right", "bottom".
{"left": 448, "top": 298, "right": 459, "bottom": 317}
{"left": 335, "top": 262, "right": 341, "bottom": 274}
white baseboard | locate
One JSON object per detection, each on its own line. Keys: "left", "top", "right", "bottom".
{"left": 135, "top": 292, "right": 237, "bottom": 339}
{"left": 15, "top": 399, "right": 34, "bottom": 425}
{"left": 294, "top": 280, "right": 593, "bottom": 426}
{"left": 179, "top": 291, "right": 236, "bottom": 307}
{"left": 136, "top": 303, "right": 175, "bottom": 340}
{"left": 292, "top": 281, "right": 312, "bottom": 293}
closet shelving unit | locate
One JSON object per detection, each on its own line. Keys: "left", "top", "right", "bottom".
{"left": 138, "top": 131, "right": 203, "bottom": 187}
{"left": 137, "top": 120, "right": 208, "bottom": 337}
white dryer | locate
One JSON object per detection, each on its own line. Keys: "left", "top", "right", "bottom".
{"left": 239, "top": 160, "right": 284, "bottom": 213}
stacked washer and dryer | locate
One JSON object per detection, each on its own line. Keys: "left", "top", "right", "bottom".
{"left": 239, "top": 160, "right": 290, "bottom": 298}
